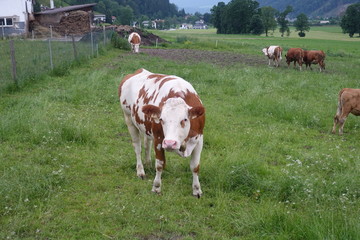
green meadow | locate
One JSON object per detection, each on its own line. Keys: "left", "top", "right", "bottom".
{"left": 1, "top": 26, "right": 360, "bottom": 239}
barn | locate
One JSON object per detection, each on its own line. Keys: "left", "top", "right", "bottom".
{"left": 31, "top": 3, "right": 96, "bottom": 37}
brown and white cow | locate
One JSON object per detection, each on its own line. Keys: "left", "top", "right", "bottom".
{"left": 119, "top": 68, "right": 205, "bottom": 197}
{"left": 285, "top": 48, "right": 304, "bottom": 71}
{"left": 332, "top": 88, "right": 360, "bottom": 135}
{"left": 262, "top": 46, "right": 283, "bottom": 67}
{"left": 303, "top": 50, "right": 326, "bottom": 72}
{"left": 128, "top": 32, "right": 141, "bottom": 53}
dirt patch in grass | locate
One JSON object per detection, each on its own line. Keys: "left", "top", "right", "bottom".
{"left": 141, "top": 48, "right": 267, "bottom": 67}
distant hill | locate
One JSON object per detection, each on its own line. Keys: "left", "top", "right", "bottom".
{"left": 256, "top": 0, "right": 359, "bottom": 17}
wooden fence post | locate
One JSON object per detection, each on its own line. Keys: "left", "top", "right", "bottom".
{"left": 48, "top": 39, "right": 53, "bottom": 70}
{"left": 9, "top": 40, "right": 18, "bottom": 85}
{"left": 103, "top": 25, "right": 106, "bottom": 46}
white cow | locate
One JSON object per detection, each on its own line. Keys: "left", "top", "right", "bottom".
{"left": 262, "top": 45, "right": 283, "bottom": 67}
{"left": 128, "top": 32, "right": 141, "bottom": 53}
{"left": 119, "top": 68, "right": 206, "bottom": 197}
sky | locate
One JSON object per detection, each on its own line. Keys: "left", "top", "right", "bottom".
{"left": 170, "top": 0, "right": 230, "bottom": 14}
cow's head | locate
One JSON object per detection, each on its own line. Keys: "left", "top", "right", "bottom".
{"left": 142, "top": 98, "right": 205, "bottom": 150}
{"left": 133, "top": 44, "right": 140, "bottom": 53}
{"left": 262, "top": 48, "right": 268, "bottom": 56}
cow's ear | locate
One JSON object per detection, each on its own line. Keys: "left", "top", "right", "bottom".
{"left": 189, "top": 106, "right": 205, "bottom": 119}
{"left": 142, "top": 105, "right": 161, "bottom": 122}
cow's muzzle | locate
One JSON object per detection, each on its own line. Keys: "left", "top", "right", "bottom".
{"left": 163, "top": 140, "right": 178, "bottom": 150}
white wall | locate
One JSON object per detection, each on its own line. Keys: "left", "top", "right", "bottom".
{"left": 0, "top": 0, "right": 33, "bottom": 22}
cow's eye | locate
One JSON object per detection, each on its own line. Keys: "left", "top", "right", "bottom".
{"left": 159, "top": 118, "right": 163, "bottom": 123}
{"left": 184, "top": 118, "right": 188, "bottom": 122}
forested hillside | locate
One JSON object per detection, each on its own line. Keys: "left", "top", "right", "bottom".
{"left": 38, "top": 0, "right": 184, "bottom": 19}
{"left": 256, "top": 0, "right": 358, "bottom": 17}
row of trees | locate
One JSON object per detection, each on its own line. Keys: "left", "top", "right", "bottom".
{"left": 211, "top": 0, "right": 309, "bottom": 36}
{"left": 211, "top": 0, "right": 360, "bottom": 38}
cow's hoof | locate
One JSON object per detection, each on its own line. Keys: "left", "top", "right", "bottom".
{"left": 193, "top": 189, "right": 202, "bottom": 198}
{"left": 152, "top": 187, "right": 161, "bottom": 195}
{"left": 137, "top": 171, "right": 146, "bottom": 179}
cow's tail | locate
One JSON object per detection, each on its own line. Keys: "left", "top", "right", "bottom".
{"left": 279, "top": 47, "right": 283, "bottom": 60}
{"left": 336, "top": 89, "right": 346, "bottom": 117}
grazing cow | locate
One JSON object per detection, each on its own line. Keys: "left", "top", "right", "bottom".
{"left": 332, "top": 88, "right": 360, "bottom": 135}
{"left": 262, "top": 46, "right": 283, "bottom": 67}
{"left": 128, "top": 32, "right": 141, "bottom": 53}
{"left": 119, "top": 68, "right": 206, "bottom": 197}
{"left": 303, "top": 50, "right": 326, "bottom": 72}
{"left": 285, "top": 48, "right": 304, "bottom": 70}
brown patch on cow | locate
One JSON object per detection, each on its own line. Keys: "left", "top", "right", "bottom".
{"left": 193, "top": 164, "right": 200, "bottom": 174}
{"left": 130, "top": 33, "right": 141, "bottom": 44}
{"left": 149, "top": 74, "right": 166, "bottom": 83}
{"left": 119, "top": 68, "right": 144, "bottom": 97}
{"left": 159, "top": 77, "right": 176, "bottom": 89}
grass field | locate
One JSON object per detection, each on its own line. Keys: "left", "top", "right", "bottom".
{"left": 1, "top": 26, "right": 360, "bottom": 239}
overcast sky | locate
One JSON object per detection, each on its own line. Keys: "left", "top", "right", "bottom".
{"left": 170, "top": 0, "right": 230, "bottom": 14}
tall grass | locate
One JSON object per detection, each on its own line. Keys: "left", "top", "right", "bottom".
{"left": 1, "top": 29, "right": 360, "bottom": 239}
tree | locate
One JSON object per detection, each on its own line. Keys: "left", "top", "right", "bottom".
{"left": 260, "top": 6, "right": 278, "bottom": 37}
{"left": 226, "top": 0, "right": 259, "bottom": 34}
{"left": 340, "top": 3, "right": 360, "bottom": 37}
{"left": 211, "top": 2, "right": 227, "bottom": 34}
{"left": 277, "top": 5, "right": 293, "bottom": 37}
{"left": 294, "top": 13, "right": 310, "bottom": 37}
{"left": 250, "top": 14, "right": 264, "bottom": 35}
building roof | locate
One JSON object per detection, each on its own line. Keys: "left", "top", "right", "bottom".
{"left": 36, "top": 3, "right": 96, "bottom": 15}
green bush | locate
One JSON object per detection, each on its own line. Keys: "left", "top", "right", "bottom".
{"left": 298, "top": 32, "right": 306, "bottom": 37}
{"left": 111, "top": 32, "right": 131, "bottom": 50}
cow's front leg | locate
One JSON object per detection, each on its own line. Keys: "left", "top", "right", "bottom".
{"left": 190, "top": 136, "right": 203, "bottom": 198}
{"left": 152, "top": 146, "right": 165, "bottom": 194}
{"left": 144, "top": 136, "right": 152, "bottom": 165}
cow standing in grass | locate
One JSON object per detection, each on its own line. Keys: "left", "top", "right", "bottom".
{"left": 332, "top": 88, "right": 360, "bottom": 135}
{"left": 285, "top": 48, "right": 304, "bottom": 71}
{"left": 262, "top": 46, "right": 283, "bottom": 67}
{"left": 119, "top": 68, "right": 206, "bottom": 197}
{"left": 303, "top": 50, "right": 326, "bottom": 72}
{"left": 128, "top": 32, "right": 141, "bottom": 53}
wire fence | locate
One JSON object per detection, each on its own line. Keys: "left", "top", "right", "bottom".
{"left": 0, "top": 27, "right": 115, "bottom": 92}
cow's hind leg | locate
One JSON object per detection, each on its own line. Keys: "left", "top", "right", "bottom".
{"left": 332, "top": 114, "right": 339, "bottom": 134}
{"left": 338, "top": 106, "right": 351, "bottom": 135}
{"left": 124, "top": 113, "right": 145, "bottom": 178}
{"left": 190, "top": 136, "right": 203, "bottom": 198}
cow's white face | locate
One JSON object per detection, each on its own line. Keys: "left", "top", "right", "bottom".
{"left": 160, "top": 98, "right": 191, "bottom": 150}
{"left": 262, "top": 48, "right": 268, "bottom": 56}
{"left": 142, "top": 98, "right": 204, "bottom": 151}
{"left": 133, "top": 44, "right": 140, "bottom": 53}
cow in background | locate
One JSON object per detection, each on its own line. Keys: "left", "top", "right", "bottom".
{"left": 285, "top": 48, "right": 304, "bottom": 71}
{"left": 332, "top": 88, "right": 360, "bottom": 135}
{"left": 128, "top": 32, "right": 141, "bottom": 53}
{"left": 303, "top": 50, "right": 326, "bottom": 72}
{"left": 262, "top": 46, "right": 283, "bottom": 67}
{"left": 119, "top": 68, "right": 206, "bottom": 197}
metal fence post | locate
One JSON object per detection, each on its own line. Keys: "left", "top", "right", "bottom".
{"left": 9, "top": 40, "right": 18, "bottom": 85}
{"left": 72, "top": 35, "right": 77, "bottom": 60}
